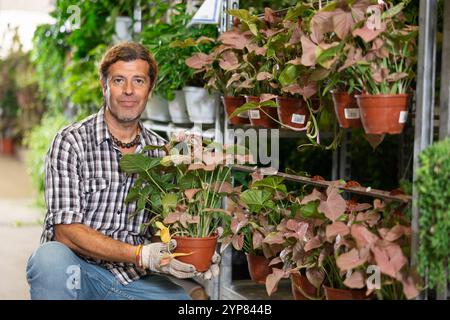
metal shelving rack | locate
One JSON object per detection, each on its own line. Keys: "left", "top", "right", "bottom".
{"left": 141, "top": 0, "right": 450, "bottom": 300}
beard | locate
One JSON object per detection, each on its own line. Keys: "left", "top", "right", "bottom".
{"left": 103, "top": 85, "right": 145, "bottom": 124}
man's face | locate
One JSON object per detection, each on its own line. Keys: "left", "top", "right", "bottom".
{"left": 102, "top": 59, "right": 151, "bottom": 123}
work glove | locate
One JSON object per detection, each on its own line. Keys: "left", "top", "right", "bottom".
{"left": 195, "top": 251, "right": 221, "bottom": 280}
{"left": 140, "top": 240, "right": 197, "bottom": 279}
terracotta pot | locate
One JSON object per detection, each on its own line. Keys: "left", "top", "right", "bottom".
{"left": 246, "top": 253, "right": 274, "bottom": 284}
{"left": 222, "top": 96, "right": 249, "bottom": 125}
{"left": 323, "top": 285, "right": 369, "bottom": 300}
{"left": 331, "top": 91, "right": 362, "bottom": 128}
{"left": 290, "top": 272, "right": 322, "bottom": 300}
{"left": 245, "top": 96, "right": 278, "bottom": 129}
{"left": 0, "top": 138, "right": 14, "bottom": 155}
{"left": 355, "top": 94, "right": 410, "bottom": 134}
{"left": 173, "top": 235, "right": 218, "bottom": 272}
{"left": 276, "top": 96, "right": 309, "bottom": 129}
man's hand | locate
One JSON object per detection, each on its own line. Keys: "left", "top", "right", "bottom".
{"left": 140, "top": 240, "right": 197, "bottom": 279}
{"left": 195, "top": 251, "right": 221, "bottom": 280}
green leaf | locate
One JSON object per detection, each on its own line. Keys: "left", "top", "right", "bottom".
{"left": 229, "top": 102, "right": 258, "bottom": 118}
{"left": 252, "top": 176, "right": 287, "bottom": 193}
{"left": 120, "top": 154, "right": 161, "bottom": 174}
{"left": 300, "top": 201, "right": 325, "bottom": 219}
{"left": 278, "top": 64, "right": 300, "bottom": 87}
{"left": 381, "top": 3, "right": 404, "bottom": 20}
{"left": 241, "top": 189, "right": 273, "bottom": 213}
{"left": 161, "top": 193, "right": 178, "bottom": 213}
{"left": 316, "top": 44, "right": 341, "bottom": 69}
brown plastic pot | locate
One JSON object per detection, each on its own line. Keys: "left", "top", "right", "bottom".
{"left": 290, "top": 272, "right": 322, "bottom": 300}
{"left": 0, "top": 138, "right": 14, "bottom": 155}
{"left": 355, "top": 94, "right": 410, "bottom": 134}
{"left": 245, "top": 96, "right": 279, "bottom": 129}
{"left": 222, "top": 96, "right": 250, "bottom": 125}
{"left": 246, "top": 253, "right": 278, "bottom": 284}
{"left": 331, "top": 91, "right": 362, "bottom": 128}
{"left": 276, "top": 96, "right": 309, "bottom": 129}
{"left": 173, "top": 235, "right": 218, "bottom": 272}
{"left": 323, "top": 285, "right": 369, "bottom": 300}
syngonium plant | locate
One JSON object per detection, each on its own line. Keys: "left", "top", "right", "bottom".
{"left": 264, "top": 183, "right": 420, "bottom": 300}
{"left": 119, "top": 132, "right": 253, "bottom": 239}
{"left": 297, "top": 0, "right": 418, "bottom": 96}
{"left": 220, "top": 173, "right": 295, "bottom": 260}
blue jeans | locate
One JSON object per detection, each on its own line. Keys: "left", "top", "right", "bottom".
{"left": 26, "top": 241, "right": 190, "bottom": 300}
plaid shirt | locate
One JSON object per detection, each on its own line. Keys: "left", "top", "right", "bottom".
{"left": 41, "top": 106, "right": 166, "bottom": 285}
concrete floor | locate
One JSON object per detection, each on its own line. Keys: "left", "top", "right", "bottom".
{"left": 0, "top": 151, "right": 44, "bottom": 300}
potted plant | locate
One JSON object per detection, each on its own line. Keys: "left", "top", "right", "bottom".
{"left": 346, "top": 2, "right": 417, "bottom": 135}
{"left": 120, "top": 132, "right": 252, "bottom": 272}
{"left": 265, "top": 181, "right": 420, "bottom": 300}
{"left": 141, "top": 3, "right": 218, "bottom": 124}
{"left": 185, "top": 28, "right": 252, "bottom": 125}
{"left": 220, "top": 171, "right": 293, "bottom": 284}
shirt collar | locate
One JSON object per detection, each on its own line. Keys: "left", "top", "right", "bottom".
{"left": 94, "top": 106, "right": 152, "bottom": 149}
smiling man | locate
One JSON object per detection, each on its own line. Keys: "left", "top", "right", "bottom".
{"left": 25, "top": 42, "right": 219, "bottom": 300}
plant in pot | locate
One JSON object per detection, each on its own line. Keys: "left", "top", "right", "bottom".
{"left": 299, "top": 0, "right": 371, "bottom": 129}
{"left": 141, "top": 3, "right": 218, "bottom": 124}
{"left": 225, "top": 8, "right": 285, "bottom": 129}
{"left": 221, "top": 172, "right": 292, "bottom": 284}
{"left": 222, "top": 173, "right": 291, "bottom": 284}
{"left": 184, "top": 28, "right": 252, "bottom": 125}
{"left": 120, "top": 132, "right": 252, "bottom": 272}
{"left": 344, "top": 1, "right": 418, "bottom": 135}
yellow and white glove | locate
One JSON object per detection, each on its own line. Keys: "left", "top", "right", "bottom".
{"left": 140, "top": 240, "right": 197, "bottom": 279}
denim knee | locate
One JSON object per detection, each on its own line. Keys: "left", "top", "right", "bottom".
{"left": 26, "top": 241, "right": 81, "bottom": 299}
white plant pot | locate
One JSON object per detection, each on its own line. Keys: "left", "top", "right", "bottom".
{"left": 168, "top": 90, "right": 191, "bottom": 124}
{"left": 142, "top": 95, "right": 171, "bottom": 122}
{"left": 113, "top": 16, "right": 132, "bottom": 43}
{"left": 183, "top": 86, "right": 218, "bottom": 124}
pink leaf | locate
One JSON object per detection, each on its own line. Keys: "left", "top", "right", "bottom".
{"left": 184, "top": 188, "right": 201, "bottom": 201}
{"left": 185, "top": 52, "right": 213, "bottom": 69}
{"left": 163, "top": 212, "right": 180, "bottom": 224}
{"left": 300, "top": 35, "right": 318, "bottom": 66}
{"left": 246, "top": 42, "right": 267, "bottom": 55}
{"left": 351, "top": 224, "right": 379, "bottom": 249}
{"left": 218, "top": 31, "right": 249, "bottom": 49}
{"left": 263, "top": 232, "right": 285, "bottom": 245}
{"left": 318, "top": 186, "right": 346, "bottom": 222}
{"left": 401, "top": 274, "right": 420, "bottom": 300}
{"left": 300, "top": 188, "right": 326, "bottom": 204}
{"left": 326, "top": 221, "right": 350, "bottom": 240}
{"left": 304, "top": 235, "right": 323, "bottom": 252}
{"left": 343, "top": 270, "right": 366, "bottom": 289}
{"left": 332, "top": 9, "right": 356, "bottom": 40}
{"left": 352, "top": 24, "right": 384, "bottom": 43}
{"left": 265, "top": 268, "right": 287, "bottom": 296}
{"left": 260, "top": 93, "right": 277, "bottom": 102}
{"left": 219, "top": 50, "right": 239, "bottom": 71}
{"left": 231, "top": 216, "right": 248, "bottom": 234}
{"left": 336, "top": 248, "right": 368, "bottom": 271}
{"left": 232, "top": 233, "right": 244, "bottom": 251}
{"left": 252, "top": 231, "right": 264, "bottom": 249}
{"left": 379, "top": 225, "right": 411, "bottom": 242}
{"left": 310, "top": 11, "right": 334, "bottom": 43}
{"left": 269, "top": 257, "right": 282, "bottom": 266}
{"left": 286, "top": 57, "right": 302, "bottom": 65}
{"left": 371, "top": 240, "right": 407, "bottom": 279}
{"left": 306, "top": 268, "right": 325, "bottom": 289}
{"left": 256, "top": 72, "right": 273, "bottom": 81}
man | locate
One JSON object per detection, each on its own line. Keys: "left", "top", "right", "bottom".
{"left": 26, "top": 42, "right": 219, "bottom": 300}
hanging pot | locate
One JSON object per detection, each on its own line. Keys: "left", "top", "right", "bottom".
{"left": 331, "top": 90, "right": 362, "bottom": 128}
{"left": 142, "top": 95, "right": 171, "bottom": 122}
{"left": 290, "top": 271, "right": 322, "bottom": 300}
{"left": 355, "top": 94, "right": 410, "bottom": 134}
{"left": 168, "top": 90, "right": 191, "bottom": 124}
{"left": 183, "top": 86, "right": 218, "bottom": 124}
{"left": 323, "top": 285, "right": 370, "bottom": 300}
{"left": 173, "top": 235, "right": 218, "bottom": 272}
{"left": 222, "top": 96, "right": 249, "bottom": 125}
{"left": 245, "top": 96, "right": 278, "bottom": 129}
{"left": 276, "top": 96, "right": 309, "bottom": 129}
